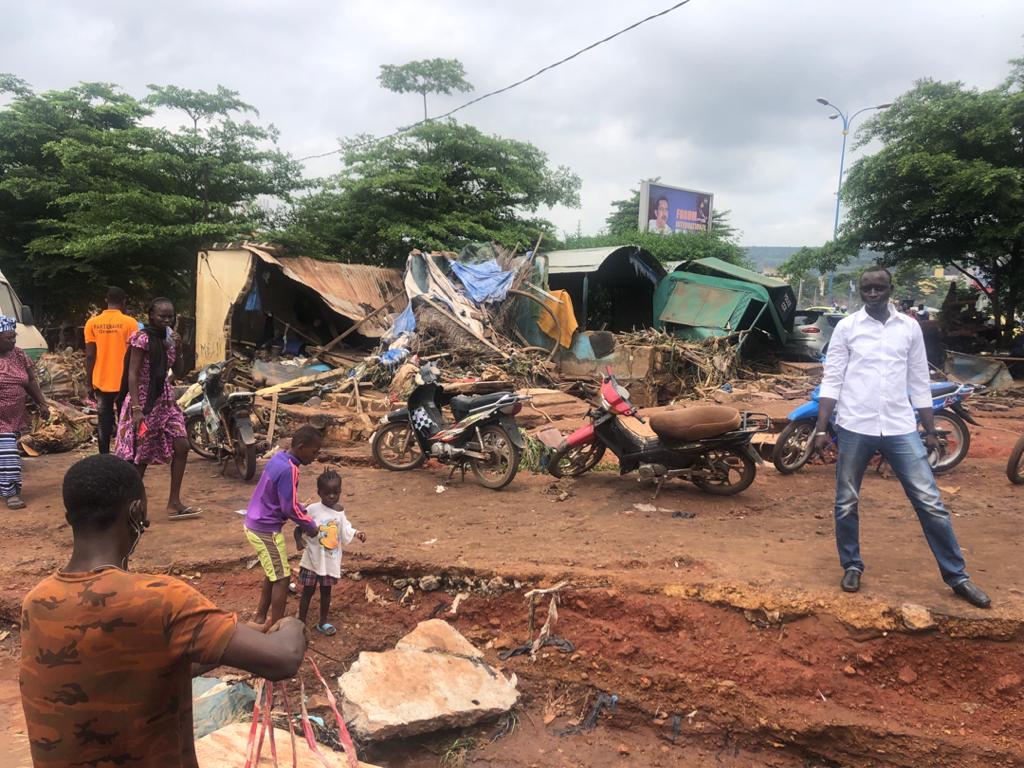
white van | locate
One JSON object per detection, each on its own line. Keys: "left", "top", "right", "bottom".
{"left": 0, "top": 268, "right": 48, "bottom": 360}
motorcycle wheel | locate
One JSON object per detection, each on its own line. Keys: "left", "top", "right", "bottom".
{"left": 1006, "top": 434, "right": 1024, "bottom": 484}
{"left": 692, "top": 448, "right": 756, "bottom": 496}
{"left": 470, "top": 425, "right": 521, "bottom": 490}
{"left": 549, "top": 442, "right": 606, "bottom": 478}
{"left": 771, "top": 419, "right": 816, "bottom": 474}
{"left": 186, "top": 414, "right": 218, "bottom": 460}
{"left": 930, "top": 411, "right": 970, "bottom": 474}
{"left": 371, "top": 421, "right": 426, "bottom": 471}
{"left": 232, "top": 422, "right": 257, "bottom": 482}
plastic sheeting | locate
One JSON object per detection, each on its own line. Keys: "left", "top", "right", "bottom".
{"left": 192, "top": 676, "right": 256, "bottom": 739}
{"left": 450, "top": 259, "right": 514, "bottom": 303}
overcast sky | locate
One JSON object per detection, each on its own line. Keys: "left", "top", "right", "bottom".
{"left": 3, "top": 0, "right": 1021, "bottom": 246}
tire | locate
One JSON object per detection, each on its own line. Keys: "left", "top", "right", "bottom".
{"left": 930, "top": 411, "right": 970, "bottom": 474}
{"left": 692, "top": 448, "right": 757, "bottom": 496}
{"left": 186, "top": 414, "right": 218, "bottom": 460}
{"left": 470, "top": 425, "right": 521, "bottom": 490}
{"left": 772, "top": 419, "right": 816, "bottom": 474}
{"left": 549, "top": 442, "right": 606, "bottom": 478}
{"left": 1007, "top": 434, "right": 1024, "bottom": 484}
{"left": 232, "top": 422, "right": 257, "bottom": 482}
{"left": 371, "top": 421, "right": 426, "bottom": 471}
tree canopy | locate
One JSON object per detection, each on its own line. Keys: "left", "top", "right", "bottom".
{"left": 0, "top": 78, "right": 301, "bottom": 317}
{"left": 283, "top": 120, "right": 580, "bottom": 266}
{"left": 842, "top": 58, "right": 1024, "bottom": 341}
{"left": 378, "top": 58, "right": 473, "bottom": 120}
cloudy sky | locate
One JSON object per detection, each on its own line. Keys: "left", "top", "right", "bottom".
{"left": 3, "top": 0, "right": 1021, "bottom": 245}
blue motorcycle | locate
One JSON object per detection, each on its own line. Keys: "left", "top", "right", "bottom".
{"left": 772, "top": 380, "right": 979, "bottom": 475}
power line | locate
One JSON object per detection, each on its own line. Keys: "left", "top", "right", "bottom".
{"left": 297, "top": 0, "right": 695, "bottom": 162}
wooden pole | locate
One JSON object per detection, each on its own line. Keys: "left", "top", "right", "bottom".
{"left": 266, "top": 393, "right": 280, "bottom": 445}
{"left": 318, "top": 290, "right": 406, "bottom": 355}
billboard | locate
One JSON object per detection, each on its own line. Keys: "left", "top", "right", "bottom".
{"left": 638, "top": 181, "right": 713, "bottom": 235}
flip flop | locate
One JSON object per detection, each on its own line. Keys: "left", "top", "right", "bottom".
{"left": 5, "top": 496, "right": 26, "bottom": 510}
{"left": 168, "top": 506, "right": 202, "bottom": 521}
{"left": 315, "top": 623, "right": 337, "bottom": 636}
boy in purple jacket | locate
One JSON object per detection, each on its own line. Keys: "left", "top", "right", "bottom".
{"left": 244, "top": 426, "right": 323, "bottom": 630}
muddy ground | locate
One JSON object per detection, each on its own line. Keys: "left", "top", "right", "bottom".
{"left": 1, "top": 409, "right": 1023, "bottom": 767}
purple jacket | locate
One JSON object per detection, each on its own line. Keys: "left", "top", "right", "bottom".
{"left": 243, "top": 451, "right": 318, "bottom": 535}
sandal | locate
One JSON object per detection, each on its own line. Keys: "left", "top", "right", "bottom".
{"left": 315, "top": 623, "right": 337, "bottom": 636}
{"left": 5, "top": 496, "right": 26, "bottom": 510}
{"left": 168, "top": 506, "right": 202, "bottom": 520}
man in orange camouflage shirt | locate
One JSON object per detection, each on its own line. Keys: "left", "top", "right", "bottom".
{"left": 19, "top": 455, "right": 308, "bottom": 767}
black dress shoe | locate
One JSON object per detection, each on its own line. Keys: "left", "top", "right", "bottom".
{"left": 841, "top": 568, "right": 861, "bottom": 593}
{"left": 953, "top": 580, "right": 991, "bottom": 608}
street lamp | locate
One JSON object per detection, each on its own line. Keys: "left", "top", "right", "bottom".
{"left": 817, "top": 98, "right": 893, "bottom": 302}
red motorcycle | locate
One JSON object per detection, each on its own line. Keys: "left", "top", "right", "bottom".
{"left": 548, "top": 370, "right": 769, "bottom": 496}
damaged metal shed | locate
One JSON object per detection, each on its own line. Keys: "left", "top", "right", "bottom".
{"left": 654, "top": 257, "right": 796, "bottom": 343}
{"left": 195, "top": 243, "right": 406, "bottom": 367}
{"left": 545, "top": 246, "right": 666, "bottom": 332}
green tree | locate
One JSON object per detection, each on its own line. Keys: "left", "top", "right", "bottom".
{"left": 842, "top": 58, "right": 1024, "bottom": 342}
{"left": 284, "top": 120, "right": 580, "bottom": 265}
{"left": 0, "top": 78, "right": 302, "bottom": 317}
{"left": 378, "top": 58, "right": 473, "bottom": 120}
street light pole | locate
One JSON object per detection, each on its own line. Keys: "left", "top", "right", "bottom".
{"left": 816, "top": 98, "right": 893, "bottom": 303}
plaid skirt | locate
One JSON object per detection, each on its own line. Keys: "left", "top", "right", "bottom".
{"left": 298, "top": 567, "right": 338, "bottom": 587}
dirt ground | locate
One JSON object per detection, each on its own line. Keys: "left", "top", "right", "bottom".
{"left": 2, "top": 408, "right": 1024, "bottom": 767}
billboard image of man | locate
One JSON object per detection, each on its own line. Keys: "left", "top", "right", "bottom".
{"left": 647, "top": 197, "right": 674, "bottom": 235}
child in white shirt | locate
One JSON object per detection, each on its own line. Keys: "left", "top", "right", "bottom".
{"left": 293, "top": 469, "right": 365, "bottom": 635}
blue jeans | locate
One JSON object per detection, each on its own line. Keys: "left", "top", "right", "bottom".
{"left": 834, "top": 427, "right": 969, "bottom": 587}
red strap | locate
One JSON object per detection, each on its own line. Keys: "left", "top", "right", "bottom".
{"left": 306, "top": 655, "right": 360, "bottom": 768}
{"left": 280, "top": 682, "right": 299, "bottom": 768}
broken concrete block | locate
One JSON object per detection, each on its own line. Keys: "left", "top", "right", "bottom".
{"left": 901, "top": 603, "right": 936, "bottom": 631}
{"left": 338, "top": 619, "right": 518, "bottom": 741}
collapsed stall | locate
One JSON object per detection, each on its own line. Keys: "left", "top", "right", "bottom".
{"left": 195, "top": 243, "right": 406, "bottom": 369}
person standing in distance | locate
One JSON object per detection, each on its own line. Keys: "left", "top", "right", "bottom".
{"left": 812, "top": 266, "right": 990, "bottom": 607}
{"left": 84, "top": 287, "right": 139, "bottom": 454}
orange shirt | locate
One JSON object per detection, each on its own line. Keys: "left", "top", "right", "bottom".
{"left": 84, "top": 309, "right": 139, "bottom": 393}
{"left": 19, "top": 568, "right": 237, "bottom": 768}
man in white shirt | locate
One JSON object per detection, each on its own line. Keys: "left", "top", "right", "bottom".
{"left": 812, "top": 267, "right": 989, "bottom": 607}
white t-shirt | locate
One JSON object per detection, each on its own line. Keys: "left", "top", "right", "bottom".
{"left": 298, "top": 502, "right": 358, "bottom": 578}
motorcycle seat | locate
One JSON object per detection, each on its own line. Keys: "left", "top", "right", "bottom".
{"left": 618, "top": 415, "right": 658, "bottom": 446}
{"left": 649, "top": 405, "right": 742, "bottom": 441}
{"left": 449, "top": 391, "right": 514, "bottom": 421}
{"left": 930, "top": 382, "right": 960, "bottom": 398}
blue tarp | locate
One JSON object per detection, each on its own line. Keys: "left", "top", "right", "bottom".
{"left": 390, "top": 303, "right": 416, "bottom": 336}
{"left": 450, "top": 259, "right": 514, "bottom": 304}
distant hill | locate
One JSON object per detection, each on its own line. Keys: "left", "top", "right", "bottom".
{"left": 744, "top": 246, "right": 881, "bottom": 273}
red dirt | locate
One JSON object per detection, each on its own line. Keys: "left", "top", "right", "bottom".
{"left": 2, "top": 407, "right": 1024, "bottom": 766}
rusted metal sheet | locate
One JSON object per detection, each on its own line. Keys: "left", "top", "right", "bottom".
{"left": 247, "top": 247, "right": 406, "bottom": 337}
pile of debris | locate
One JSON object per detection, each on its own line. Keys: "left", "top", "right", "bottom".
{"left": 21, "top": 352, "right": 96, "bottom": 455}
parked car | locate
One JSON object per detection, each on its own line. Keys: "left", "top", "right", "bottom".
{"left": 780, "top": 310, "right": 845, "bottom": 361}
{"left": 0, "top": 268, "right": 47, "bottom": 360}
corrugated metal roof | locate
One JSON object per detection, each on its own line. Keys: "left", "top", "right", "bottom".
{"left": 678, "top": 257, "right": 791, "bottom": 289}
{"left": 246, "top": 246, "right": 406, "bottom": 337}
{"left": 544, "top": 245, "right": 666, "bottom": 279}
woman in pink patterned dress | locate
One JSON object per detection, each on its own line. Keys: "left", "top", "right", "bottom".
{"left": 114, "top": 298, "right": 201, "bottom": 520}
{"left": 0, "top": 316, "right": 50, "bottom": 509}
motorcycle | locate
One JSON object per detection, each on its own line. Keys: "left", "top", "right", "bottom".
{"left": 182, "top": 362, "right": 258, "bottom": 480}
{"left": 370, "top": 363, "right": 530, "bottom": 490}
{"left": 772, "top": 380, "right": 979, "bottom": 476}
{"left": 548, "top": 368, "right": 770, "bottom": 497}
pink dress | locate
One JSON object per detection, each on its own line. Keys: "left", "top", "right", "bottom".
{"left": 114, "top": 331, "right": 186, "bottom": 465}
